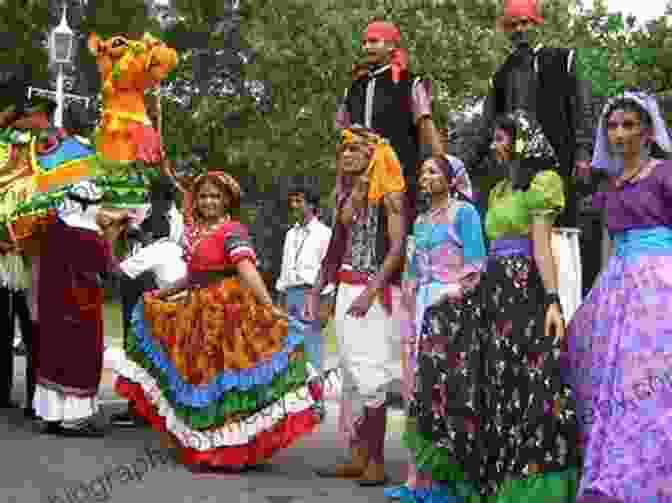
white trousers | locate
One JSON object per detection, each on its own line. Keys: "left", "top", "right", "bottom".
{"left": 550, "top": 227, "right": 582, "bottom": 322}
{"left": 335, "top": 283, "right": 403, "bottom": 440}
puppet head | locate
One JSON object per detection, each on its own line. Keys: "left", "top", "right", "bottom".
{"left": 87, "top": 32, "right": 177, "bottom": 93}
{"left": 87, "top": 32, "right": 177, "bottom": 163}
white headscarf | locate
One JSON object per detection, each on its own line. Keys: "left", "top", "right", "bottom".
{"left": 592, "top": 91, "right": 672, "bottom": 177}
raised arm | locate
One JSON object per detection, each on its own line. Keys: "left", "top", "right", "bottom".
{"left": 413, "top": 78, "right": 444, "bottom": 156}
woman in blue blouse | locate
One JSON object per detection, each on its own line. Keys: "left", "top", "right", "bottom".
{"left": 388, "top": 151, "right": 486, "bottom": 503}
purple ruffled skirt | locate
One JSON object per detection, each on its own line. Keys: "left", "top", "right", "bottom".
{"left": 563, "top": 227, "right": 672, "bottom": 503}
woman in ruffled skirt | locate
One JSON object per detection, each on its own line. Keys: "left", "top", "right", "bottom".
{"left": 397, "top": 151, "right": 486, "bottom": 503}
{"left": 563, "top": 92, "right": 672, "bottom": 503}
{"left": 113, "top": 169, "right": 323, "bottom": 470}
{"left": 406, "top": 112, "right": 580, "bottom": 501}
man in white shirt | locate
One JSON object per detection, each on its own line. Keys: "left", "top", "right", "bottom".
{"left": 276, "top": 186, "right": 333, "bottom": 374}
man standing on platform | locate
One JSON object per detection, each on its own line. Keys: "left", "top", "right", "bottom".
{"left": 462, "top": 0, "right": 598, "bottom": 304}
{"left": 313, "top": 19, "right": 444, "bottom": 491}
{"left": 335, "top": 20, "right": 444, "bottom": 225}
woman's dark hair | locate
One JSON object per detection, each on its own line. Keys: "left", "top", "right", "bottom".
{"left": 604, "top": 96, "right": 671, "bottom": 159}
{"left": 192, "top": 173, "right": 241, "bottom": 217}
{"left": 492, "top": 114, "right": 538, "bottom": 191}
{"left": 605, "top": 98, "right": 653, "bottom": 129}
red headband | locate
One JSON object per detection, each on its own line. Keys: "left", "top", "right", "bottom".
{"left": 365, "top": 21, "right": 401, "bottom": 43}
{"left": 497, "top": 0, "right": 544, "bottom": 30}
{"left": 363, "top": 21, "right": 407, "bottom": 83}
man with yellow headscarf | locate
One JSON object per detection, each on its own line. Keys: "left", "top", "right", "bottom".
{"left": 306, "top": 127, "right": 406, "bottom": 486}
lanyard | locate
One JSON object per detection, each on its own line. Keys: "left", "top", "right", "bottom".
{"left": 291, "top": 225, "right": 310, "bottom": 271}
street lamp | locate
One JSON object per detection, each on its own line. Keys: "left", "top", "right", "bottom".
{"left": 49, "top": 2, "right": 75, "bottom": 128}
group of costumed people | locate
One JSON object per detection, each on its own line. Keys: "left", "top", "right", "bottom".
{"left": 301, "top": 6, "right": 670, "bottom": 503}
{"left": 0, "top": 3, "right": 670, "bottom": 503}
{"left": 0, "top": 30, "right": 179, "bottom": 434}
{"left": 0, "top": 29, "right": 326, "bottom": 461}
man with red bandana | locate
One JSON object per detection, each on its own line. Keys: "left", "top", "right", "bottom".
{"left": 335, "top": 20, "right": 444, "bottom": 225}
{"left": 463, "top": 0, "right": 598, "bottom": 305}
{"left": 309, "top": 20, "right": 444, "bottom": 490}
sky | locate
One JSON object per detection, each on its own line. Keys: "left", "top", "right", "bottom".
{"left": 604, "top": 0, "right": 667, "bottom": 24}
{"left": 153, "top": 0, "right": 667, "bottom": 22}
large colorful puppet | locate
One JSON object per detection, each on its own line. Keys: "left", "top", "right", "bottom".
{"left": 462, "top": 0, "right": 596, "bottom": 303}
{"left": 86, "top": 32, "right": 177, "bottom": 163}
{"left": 0, "top": 32, "right": 178, "bottom": 251}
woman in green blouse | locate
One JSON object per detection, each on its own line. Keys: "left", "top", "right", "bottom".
{"left": 472, "top": 113, "right": 580, "bottom": 501}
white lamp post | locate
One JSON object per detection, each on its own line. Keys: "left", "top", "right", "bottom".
{"left": 49, "top": 3, "right": 75, "bottom": 128}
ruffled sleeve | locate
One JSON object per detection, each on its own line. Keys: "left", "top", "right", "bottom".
{"left": 525, "top": 170, "right": 565, "bottom": 220}
{"left": 488, "top": 179, "right": 508, "bottom": 213}
{"left": 221, "top": 222, "right": 257, "bottom": 265}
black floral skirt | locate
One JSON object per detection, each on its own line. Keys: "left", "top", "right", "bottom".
{"left": 408, "top": 284, "right": 487, "bottom": 486}
{"left": 409, "top": 256, "right": 580, "bottom": 496}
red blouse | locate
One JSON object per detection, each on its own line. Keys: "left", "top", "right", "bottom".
{"left": 187, "top": 221, "right": 256, "bottom": 273}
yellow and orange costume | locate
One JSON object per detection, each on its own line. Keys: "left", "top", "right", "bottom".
{"left": 87, "top": 32, "right": 177, "bottom": 163}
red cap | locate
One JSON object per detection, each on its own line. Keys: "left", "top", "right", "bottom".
{"left": 364, "top": 21, "right": 401, "bottom": 43}
{"left": 497, "top": 0, "right": 544, "bottom": 30}
{"left": 364, "top": 22, "right": 407, "bottom": 83}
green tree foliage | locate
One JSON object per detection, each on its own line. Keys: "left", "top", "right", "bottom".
{"left": 163, "top": 0, "right": 606, "bottom": 196}
{"left": 0, "top": 0, "right": 50, "bottom": 87}
{"left": 4, "top": 0, "right": 672, "bottom": 197}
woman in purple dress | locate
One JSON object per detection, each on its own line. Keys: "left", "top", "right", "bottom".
{"left": 564, "top": 91, "right": 672, "bottom": 503}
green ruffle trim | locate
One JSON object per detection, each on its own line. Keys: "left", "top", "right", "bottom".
{"left": 403, "top": 420, "right": 579, "bottom": 503}
{"left": 402, "top": 419, "right": 474, "bottom": 488}
{"left": 485, "top": 468, "right": 578, "bottom": 503}
{"left": 124, "top": 325, "right": 310, "bottom": 429}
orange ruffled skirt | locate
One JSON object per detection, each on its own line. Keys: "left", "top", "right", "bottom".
{"left": 114, "top": 277, "right": 321, "bottom": 468}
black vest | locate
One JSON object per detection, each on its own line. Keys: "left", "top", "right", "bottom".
{"left": 493, "top": 47, "right": 578, "bottom": 225}
{"left": 345, "top": 68, "right": 419, "bottom": 191}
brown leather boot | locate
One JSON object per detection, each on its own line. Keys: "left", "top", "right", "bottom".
{"left": 314, "top": 444, "right": 368, "bottom": 478}
{"left": 357, "top": 403, "right": 388, "bottom": 486}
{"left": 357, "top": 460, "right": 388, "bottom": 486}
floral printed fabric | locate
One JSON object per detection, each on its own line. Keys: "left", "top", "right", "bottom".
{"left": 477, "top": 255, "right": 579, "bottom": 496}
{"left": 564, "top": 249, "right": 672, "bottom": 502}
{"left": 510, "top": 109, "right": 558, "bottom": 163}
{"left": 411, "top": 254, "right": 580, "bottom": 497}
{"left": 142, "top": 278, "right": 287, "bottom": 384}
{"left": 409, "top": 285, "right": 487, "bottom": 485}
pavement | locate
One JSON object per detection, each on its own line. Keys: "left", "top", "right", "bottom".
{"left": 3, "top": 339, "right": 411, "bottom": 503}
